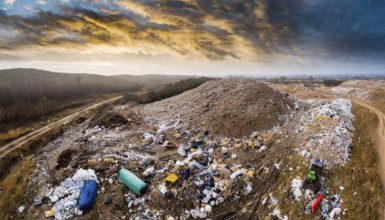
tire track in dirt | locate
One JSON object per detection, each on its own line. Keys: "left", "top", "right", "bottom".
{"left": 352, "top": 99, "right": 385, "bottom": 188}
{"left": 0, "top": 95, "right": 123, "bottom": 159}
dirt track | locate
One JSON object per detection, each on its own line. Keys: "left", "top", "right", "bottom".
{"left": 352, "top": 99, "right": 385, "bottom": 187}
{"left": 0, "top": 95, "right": 123, "bottom": 159}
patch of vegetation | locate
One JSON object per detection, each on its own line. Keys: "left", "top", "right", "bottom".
{"left": 323, "top": 104, "right": 385, "bottom": 219}
{"left": 0, "top": 159, "right": 36, "bottom": 220}
{"left": 322, "top": 79, "right": 344, "bottom": 87}
{"left": 139, "top": 77, "right": 213, "bottom": 103}
{"left": 0, "top": 127, "right": 32, "bottom": 145}
{"left": 0, "top": 126, "right": 63, "bottom": 179}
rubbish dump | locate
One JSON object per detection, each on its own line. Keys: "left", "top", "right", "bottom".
{"left": 296, "top": 99, "right": 355, "bottom": 168}
{"left": 21, "top": 80, "right": 367, "bottom": 219}
{"left": 46, "top": 169, "right": 98, "bottom": 219}
{"left": 118, "top": 129, "right": 268, "bottom": 219}
{"left": 141, "top": 79, "right": 296, "bottom": 137}
{"left": 285, "top": 99, "right": 353, "bottom": 219}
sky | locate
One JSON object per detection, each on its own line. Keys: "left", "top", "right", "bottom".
{"left": 1, "top": 0, "right": 385, "bottom": 77}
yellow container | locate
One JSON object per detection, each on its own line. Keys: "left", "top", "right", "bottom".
{"left": 165, "top": 174, "right": 179, "bottom": 183}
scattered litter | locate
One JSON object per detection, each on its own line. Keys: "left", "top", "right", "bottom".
{"left": 274, "top": 163, "right": 281, "bottom": 170}
{"left": 45, "top": 169, "right": 98, "bottom": 219}
{"left": 291, "top": 178, "right": 303, "bottom": 201}
{"left": 164, "top": 174, "right": 179, "bottom": 183}
{"left": 142, "top": 166, "right": 155, "bottom": 176}
{"left": 104, "top": 195, "right": 112, "bottom": 205}
{"left": 45, "top": 209, "right": 55, "bottom": 218}
{"left": 18, "top": 206, "right": 25, "bottom": 213}
{"left": 329, "top": 207, "right": 342, "bottom": 220}
{"left": 269, "top": 207, "right": 288, "bottom": 220}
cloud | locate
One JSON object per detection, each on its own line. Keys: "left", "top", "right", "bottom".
{"left": 37, "top": 0, "right": 46, "bottom": 5}
{"left": 0, "top": 0, "right": 385, "bottom": 65}
{"left": 4, "top": 0, "right": 15, "bottom": 5}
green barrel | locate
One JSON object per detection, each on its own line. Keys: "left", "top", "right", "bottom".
{"left": 119, "top": 169, "right": 148, "bottom": 196}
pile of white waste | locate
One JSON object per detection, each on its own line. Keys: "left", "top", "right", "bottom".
{"left": 331, "top": 87, "right": 370, "bottom": 102}
{"left": 46, "top": 169, "right": 98, "bottom": 219}
{"left": 296, "top": 99, "right": 355, "bottom": 168}
{"left": 291, "top": 178, "right": 303, "bottom": 201}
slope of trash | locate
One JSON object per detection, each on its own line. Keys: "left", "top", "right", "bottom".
{"left": 141, "top": 79, "right": 296, "bottom": 137}
{"left": 15, "top": 80, "right": 379, "bottom": 220}
{"left": 268, "top": 98, "right": 355, "bottom": 220}
{"left": 331, "top": 80, "right": 385, "bottom": 103}
{"left": 19, "top": 80, "right": 302, "bottom": 219}
{"left": 25, "top": 112, "right": 289, "bottom": 219}
{"left": 295, "top": 99, "right": 355, "bottom": 168}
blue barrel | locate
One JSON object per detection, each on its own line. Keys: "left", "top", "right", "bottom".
{"left": 79, "top": 180, "right": 97, "bottom": 211}
{"left": 119, "top": 169, "right": 148, "bottom": 196}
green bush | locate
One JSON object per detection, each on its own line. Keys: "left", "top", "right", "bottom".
{"left": 323, "top": 79, "right": 344, "bottom": 87}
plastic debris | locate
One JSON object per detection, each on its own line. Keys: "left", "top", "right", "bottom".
{"left": 142, "top": 166, "right": 155, "bottom": 176}
{"left": 79, "top": 180, "right": 98, "bottom": 211}
{"left": 18, "top": 206, "right": 25, "bottom": 213}
{"left": 45, "top": 208, "right": 55, "bottom": 218}
{"left": 44, "top": 169, "right": 98, "bottom": 219}
{"left": 296, "top": 99, "right": 354, "bottom": 168}
{"left": 34, "top": 196, "right": 43, "bottom": 206}
{"left": 165, "top": 174, "right": 179, "bottom": 183}
{"left": 104, "top": 195, "right": 112, "bottom": 205}
{"left": 291, "top": 178, "right": 303, "bottom": 201}
{"left": 329, "top": 207, "right": 342, "bottom": 220}
{"left": 312, "top": 194, "right": 324, "bottom": 214}
{"left": 190, "top": 209, "right": 207, "bottom": 219}
{"left": 119, "top": 169, "right": 148, "bottom": 196}
{"left": 230, "top": 170, "right": 243, "bottom": 180}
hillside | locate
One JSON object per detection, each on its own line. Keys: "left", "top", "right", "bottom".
{"left": 0, "top": 68, "right": 194, "bottom": 126}
{"left": 142, "top": 79, "right": 296, "bottom": 137}
{"left": 113, "top": 74, "right": 195, "bottom": 86}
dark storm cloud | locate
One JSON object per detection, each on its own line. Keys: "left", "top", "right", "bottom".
{"left": 1, "top": 0, "right": 385, "bottom": 60}
{"left": 262, "top": 0, "right": 385, "bottom": 58}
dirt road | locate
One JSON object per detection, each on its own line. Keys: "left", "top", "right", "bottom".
{"left": 0, "top": 95, "right": 123, "bottom": 159}
{"left": 352, "top": 99, "right": 385, "bottom": 187}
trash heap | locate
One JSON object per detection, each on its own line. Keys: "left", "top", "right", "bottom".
{"left": 296, "top": 99, "right": 355, "bottom": 168}
{"left": 141, "top": 79, "right": 296, "bottom": 138}
{"left": 44, "top": 169, "right": 98, "bottom": 219}
{"left": 118, "top": 131, "right": 268, "bottom": 219}
{"left": 285, "top": 99, "right": 353, "bottom": 219}
{"left": 290, "top": 178, "right": 346, "bottom": 219}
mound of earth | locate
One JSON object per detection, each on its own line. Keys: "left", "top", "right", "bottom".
{"left": 142, "top": 79, "right": 295, "bottom": 137}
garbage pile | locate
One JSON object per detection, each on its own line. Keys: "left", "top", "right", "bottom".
{"left": 331, "top": 87, "right": 370, "bottom": 102}
{"left": 117, "top": 130, "right": 268, "bottom": 219}
{"left": 44, "top": 169, "right": 98, "bottom": 219}
{"left": 296, "top": 99, "right": 355, "bottom": 168}
{"left": 290, "top": 178, "right": 345, "bottom": 219}
{"left": 141, "top": 79, "right": 296, "bottom": 138}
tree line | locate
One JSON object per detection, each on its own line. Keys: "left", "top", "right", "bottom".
{"left": 0, "top": 69, "right": 140, "bottom": 126}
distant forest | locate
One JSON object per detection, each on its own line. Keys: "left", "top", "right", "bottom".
{"left": 139, "top": 77, "right": 212, "bottom": 103}
{"left": 0, "top": 69, "right": 191, "bottom": 126}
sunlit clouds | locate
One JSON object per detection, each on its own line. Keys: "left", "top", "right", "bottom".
{"left": 1, "top": 0, "right": 385, "bottom": 76}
